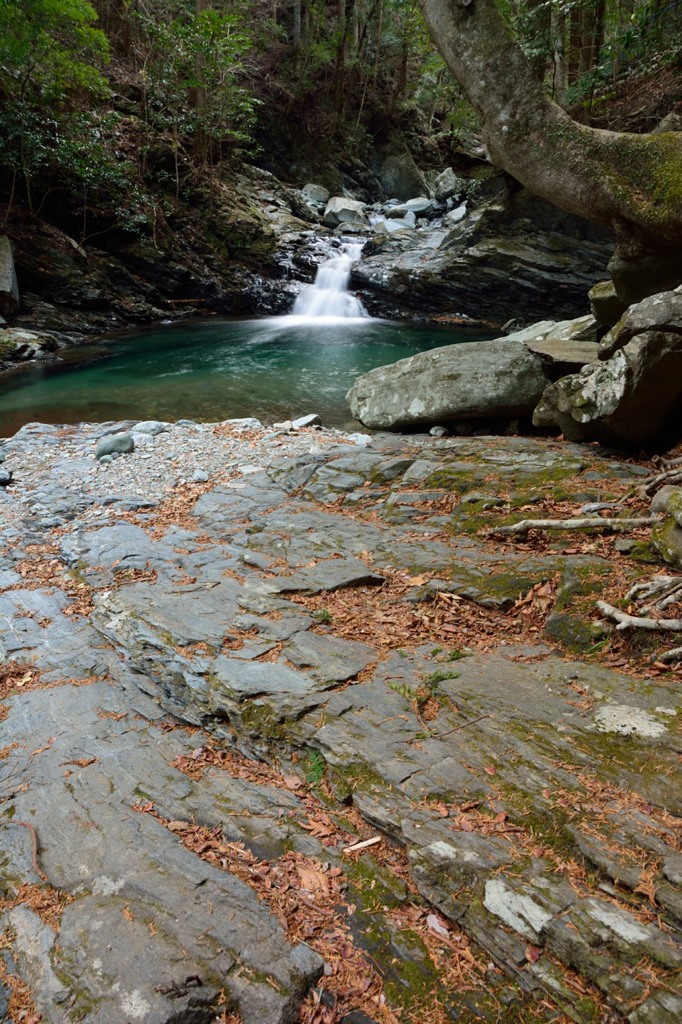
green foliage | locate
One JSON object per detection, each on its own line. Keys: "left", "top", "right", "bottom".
{"left": 0, "top": 0, "right": 109, "bottom": 100}
{"left": 0, "top": 0, "right": 677, "bottom": 241}
{"left": 564, "top": 0, "right": 682, "bottom": 108}
{"left": 443, "top": 647, "right": 470, "bottom": 662}
{"left": 0, "top": 0, "right": 118, "bottom": 220}
{"left": 0, "top": 98, "right": 148, "bottom": 231}
{"left": 140, "top": 4, "right": 257, "bottom": 159}
{"left": 506, "top": 0, "right": 682, "bottom": 117}
{"left": 303, "top": 749, "right": 327, "bottom": 786}
{"left": 423, "top": 669, "right": 460, "bottom": 686}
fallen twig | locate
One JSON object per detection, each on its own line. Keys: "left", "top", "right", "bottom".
{"left": 343, "top": 836, "right": 382, "bottom": 854}
{"left": 438, "top": 713, "right": 491, "bottom": 738}
{"left": 490, "top": 516, "right": 660, "bottom": 538}
{"left": 596, "top": 600, "right": 682, "bottom": 631}
{"left": 627, "top": 576, "right": 682, "bottom": 614}
{"left": 641, "top": 468, "right": 682, "bottom": 495}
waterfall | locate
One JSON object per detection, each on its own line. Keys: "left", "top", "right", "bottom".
{"left": 291, "top": 243, "right": 368, "bottom": 320}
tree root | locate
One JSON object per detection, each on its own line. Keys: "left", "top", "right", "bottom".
{"left": 655, "top": 646, "right": 682, "bottom": 663}
{"left": 596, "top": 600, "right": 682, "bottom": 631}
{"left": 489, "top": 516, "right": 660, "bottom": 538}
{"left": 652, "top": 454, "right": 682, "bottom": 471}
{"left": 626, "top": 576, "right": 682, "bottom": 613}
{"left": 598, "top": 574, "right": 682, "bottom": 660}
{"left": 640, "top": 468, "right": 682, "bottom": 496}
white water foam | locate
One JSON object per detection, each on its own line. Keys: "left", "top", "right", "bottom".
{"left": 291, "top": 243, "right": 368, "bottom": 319}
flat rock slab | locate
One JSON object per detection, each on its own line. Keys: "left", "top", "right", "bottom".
{"left": 0, "top": 682, "right": 322, "bottom": 1023}
{"left": 1, "top": 426, "right": 680, "bottom": 1023}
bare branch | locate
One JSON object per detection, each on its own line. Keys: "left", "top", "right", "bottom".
{"left": 641, "top": 469, "right": 682, "bottom": 496}
{"left": 489, "top": 516, "right": 660, "bottom": 538}
{"left": 626, "top": 576, "right": 682, "bottom": 614}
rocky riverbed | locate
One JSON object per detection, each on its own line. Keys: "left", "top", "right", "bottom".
{"left": 0, "top": 418, "right": 680, "bottom": 1024}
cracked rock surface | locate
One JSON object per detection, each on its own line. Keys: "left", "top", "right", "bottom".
{"left": 0, "top": 420, "right": 680, "bottom": 1023}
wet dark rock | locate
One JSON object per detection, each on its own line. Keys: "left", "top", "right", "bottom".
{"left": 608, "top": 247, "right": 682, "bottom": 307}
{"left": 377, "top": 148, "right": 431, "bottom": 201}
{"left": 354, "top": 184, "right": 613, "bottom": 323}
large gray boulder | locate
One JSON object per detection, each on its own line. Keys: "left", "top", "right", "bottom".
{"left": 301, "top": 183, "right": 330, "bottom": 210}
{"left": 533, "top": 287, "right": 682, "bottom": 446}
{"left": 378, "top": 151, "right": 431, "bottom": 202}
{"left": 433, "top": 167, "right": 463, "bottom": 203}
{"left": 346, "top": 339, "right": 550, "bottom": 430}
{"left": 322, "top": 196, "right": 368, "bottom": 229}
{"left": 0, "top": 236, "right": 19, "bottom": 315}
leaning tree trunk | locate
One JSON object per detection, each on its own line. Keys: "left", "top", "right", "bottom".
{"left": 420, "top": 0, "right": 682, "bottom": 259}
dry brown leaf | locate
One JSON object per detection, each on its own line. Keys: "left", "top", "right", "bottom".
{"left": 295, "top": 865, "right": 330, "bottom": 895}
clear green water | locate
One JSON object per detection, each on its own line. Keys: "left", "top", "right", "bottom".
{"left": 0, "top": 316, "right": 493, "bottom": 435}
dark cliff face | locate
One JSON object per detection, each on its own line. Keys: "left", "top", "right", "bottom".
{"left": 3, "top": 187, "right": 286, "bottom": 335}
{"left": 353, "top": 185, "right": 614, "bottom": 326}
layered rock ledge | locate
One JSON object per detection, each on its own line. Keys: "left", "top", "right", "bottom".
{"left": 0, "top": 420, "right": 680, "bottom": 1023}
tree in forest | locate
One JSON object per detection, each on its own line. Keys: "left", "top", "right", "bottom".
{"left": 419, "top": 0, "right": 682, "bottom": 286}
{"left": 140, "top": 2, "right": 256, "bottom": 168}
{"left": 0, "top": 0, "right": 121, "bottom": 223}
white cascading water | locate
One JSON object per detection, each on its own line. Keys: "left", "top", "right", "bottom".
{"left": 291, "top": 243, "right": 368, "bottom": 320}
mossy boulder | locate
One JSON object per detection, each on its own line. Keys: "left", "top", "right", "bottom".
{"left": 599, "top": 286, "right": 682, "bottom": 359}
{"left": 651, "top": 485, "right": 682, "bottom": 525}
{"left": 588, "top": 279, "right": 628, "bottom": 328}
{"left": 652, "top": 517, "right": 682, "bottom": 570}
{"left": 533, "top": 286, "right": 682, "bottom": 446}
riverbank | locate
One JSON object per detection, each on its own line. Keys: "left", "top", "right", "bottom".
{"left": 1, "top": 417, "right": 680, "bottom": 1023}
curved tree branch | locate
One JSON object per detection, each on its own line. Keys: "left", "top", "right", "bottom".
{"left": 420, "top": 0, "right": 682, "bottom": 256}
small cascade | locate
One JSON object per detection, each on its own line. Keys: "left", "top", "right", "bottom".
{"left": 291, "top": 242, "right": 368, "bottom": 319}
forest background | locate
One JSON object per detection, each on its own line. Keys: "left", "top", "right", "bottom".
{"left": 0, "top": 0, "right": 680, "bottom": 250}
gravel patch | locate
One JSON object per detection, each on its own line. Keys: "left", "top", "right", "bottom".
{"left": 0, "top": 417, "right": 373, "bottom": 534}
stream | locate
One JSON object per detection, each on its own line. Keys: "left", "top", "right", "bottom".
{"left": 0, "top": 243, "right": 492, "bottom": 433}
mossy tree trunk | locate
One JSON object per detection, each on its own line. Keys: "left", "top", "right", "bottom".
{"left": 420, "top": 0, "right": 682, "bottom": 259}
